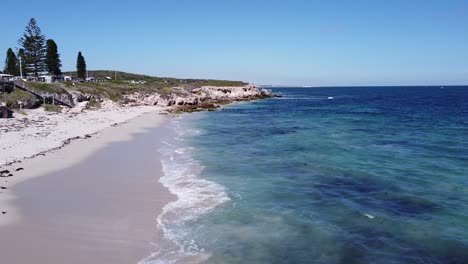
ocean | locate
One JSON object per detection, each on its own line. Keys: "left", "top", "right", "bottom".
{"left": 143, "top": 86, "right": 468, "bottom": 264}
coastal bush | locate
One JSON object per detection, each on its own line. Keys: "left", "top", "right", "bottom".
{"left": 43, "top": 104, "right": 62, "bottom": 113}
{"left": 0, "top": 89, "right": 38, "bottom": 108}
{"left": 109, "top": 92, "right": 121, "bottom": 102}
{"left": 22, "top": 71, "right": 248, "bottom": 104}
{"left": 88, "top": 98, "right": 101, "bottom": 108}
{"left": 29, "top": 82, "right": 65, "bottom": 94}
{"left": 161, "top": 87, "right": 172, "bottom": 94}
{"left": 63, "top": 81, "right": 74, "bottom": 88}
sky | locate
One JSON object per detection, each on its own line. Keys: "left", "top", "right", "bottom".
{"left": 1, "top": 0, "right": 467, "bottom": 86}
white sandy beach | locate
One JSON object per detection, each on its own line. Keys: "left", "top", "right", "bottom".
{"left": 0, "top": 108, "right": 177, "bottom": 263}
{"left": 0, "top": 105, "right": 162, "bottom": 166}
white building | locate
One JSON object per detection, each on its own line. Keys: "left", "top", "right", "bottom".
{"left": 39, "top": 75, "right": 53, "bottom": 83}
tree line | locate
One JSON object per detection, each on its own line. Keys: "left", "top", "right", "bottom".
{"left": 3, "top": 18, "right": 87, "bottom": 79}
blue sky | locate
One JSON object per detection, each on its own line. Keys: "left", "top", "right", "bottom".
{"left": 1, "top": 0, "right": 467, "bottom": 86}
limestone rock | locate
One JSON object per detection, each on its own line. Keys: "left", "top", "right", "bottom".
{"left": 68, "top": 101, "right": 89, "bottom": 114}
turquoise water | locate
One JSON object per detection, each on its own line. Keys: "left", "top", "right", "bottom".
{"left": 148, "top": 87, "right": 468, "bottom": 264}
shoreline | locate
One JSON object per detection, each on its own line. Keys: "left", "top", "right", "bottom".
{"left": 0, "top": 110, "right": 177, "bottom": 263}
{"left": 0, "top": 86, "right": 274, "bottom": 263}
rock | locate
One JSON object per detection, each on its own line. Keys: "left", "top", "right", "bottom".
{"left": 117, "top": 84, "right": 276, "bottom": 112}
{"left": 15, "top": 168, "right": 24, "bottom": 171}
{"left": 0, "top": 106, "right": 13, "bottom": 118}
{"left": 2, "top": 211, "right": 6, "bottom": 215}
{"left": 69, "top": 90, "right": 93, "bottom": 104}
{"left": 1, "top": 186, "right": 6, "bottom": 190}
{"left": 68, "top": 101, "right": 89, "bottom": 114}
{"left": 100, "top": 99, "right": 119, "bottom": 109}
{"left": 0, "top": 170, "right": 9, "bottom": 174}
{"left": 260, "top": 88, "right": 272, "bottom": 97}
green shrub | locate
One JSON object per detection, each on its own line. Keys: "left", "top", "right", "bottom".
{"left": 88, "top": 98, "right": 101, "bottom": 108}
{"left": 44, "top": 104, "right": 62, "bottom": 113}
{"left": 160, "top": 87, "right": 172, "bottom": 94}
{"left": 0, "top": 89, "right": 38, "bottom": 108}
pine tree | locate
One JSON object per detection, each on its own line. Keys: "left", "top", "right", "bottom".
{"left": 76, "top": 51, "right": 87, "bottom": 79}
{"left": 45, "top": 39, "right": 62, "bottom": 76}
{"left": 18, "top": 18, "right": 46, "bottom": 77}
{"left": 4, "top": 48, "right": 19, "bottom": 76}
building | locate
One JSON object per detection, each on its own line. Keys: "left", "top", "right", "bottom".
{"left": 38, "top": 75, "right": 53, "bottom": 83}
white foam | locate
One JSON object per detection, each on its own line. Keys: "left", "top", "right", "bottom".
{"left": 275, "top": 97, "right": 328, "bottom": 100}
{"left": 364, "top": 213, "right": 375, "bottom": 219}
{"left": 140, "top": 119, "right": 230, "bottom": 264}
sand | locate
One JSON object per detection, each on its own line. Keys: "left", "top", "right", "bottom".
{"left": 0, "top": 105, "right": 161, "bottom": 166}
{"left": 0, "top": 111, "right": 176, "bottom": 264}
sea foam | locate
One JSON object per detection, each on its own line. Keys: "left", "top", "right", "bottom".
{"left": 139, "top": 116, "right": 230, "bottom": 264}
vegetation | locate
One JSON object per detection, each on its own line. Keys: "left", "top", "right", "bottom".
{"left": 29, "top": 82, "right": 66, "bottom": 94}
{"left": 88, "top": 98, "right": 101, "bottom": 108}
{"left": 0, "top": 89, "right": 37, "bottom": 108}
{"left": 76, "top": 51, "right": 86, "bottom": 79}
{"left": 62, "top": 70, "right": 248, "bottom": 88}
{"left": 160, "top": 87, "right": 173, "bottom": 94}
{"left": 45, "top": 39, "right": 62, "bottom": 76}
{"left": 18, "top": 18, "right": 46, "bottom": 77}
{"left": 43, "top": 104, "right": 62, "bottom": 112}
{"left": 3, "top": 48, "right": 19, "bottom": 76}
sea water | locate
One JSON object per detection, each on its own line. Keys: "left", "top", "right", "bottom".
{"left": 144, "top": 86, "right": 468, "bottom": 264}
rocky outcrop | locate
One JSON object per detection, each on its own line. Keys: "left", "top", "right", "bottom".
{"left": 190, "top": 85, "right": 272, "bottom": 100}
{"left": 69, "top": 90, "right": 94, "bottom": 104}
{"left": 67, "top": 101, "right": 89, "bottom": 114}
{"left": 121, "top": 85, "right": 275, "bottom": 112}
{"left": 26, "top": 84, "right": 274, "bottom": 113}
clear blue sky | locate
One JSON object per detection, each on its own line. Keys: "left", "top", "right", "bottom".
{"left": 1, "top": 0, "right": 467, "bottom": 86}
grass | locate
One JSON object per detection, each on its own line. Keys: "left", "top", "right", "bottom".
{"left": 109, "top": 92, "right": 121, "bottom": 102}
{"left": 43, "top": 104, "right": 62, "bottom": 113}
{"left": 63, "top": 81, "right": 74, "bottom": 88}
{"left": 160, "top": 87, "right": 173, "bottom": 94}
{"left": 29, "top": 82, "right": 66, "bottom": 94}
{"left": 62, "top": 70, "right": 248, "bottom": 88}
{"left": 88, "top": 98, "right": 101, "bottom": 108}
{"left": 0, "top": 89, "right": 37, "bottom": 108}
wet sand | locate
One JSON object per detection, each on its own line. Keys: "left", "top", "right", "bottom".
{"left": 0, "top": 112, "right": 176, "bottom": 263}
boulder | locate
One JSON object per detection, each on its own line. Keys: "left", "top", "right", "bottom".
{"left": 0, "top": 105, "right": 13, "bottom": 118}
{"left": 69, "top": 90, "right": 93, "bottom": 104}
{"left": 260, "top": 88, "right": 272, "bottom": 97}
{"left": 68, "top": 101, "right": 89, "bottom": 114}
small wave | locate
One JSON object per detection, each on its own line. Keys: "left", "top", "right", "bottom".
{"left": 140, "top": 120, "right": 230, "bottom": 264}
{"left": 275, "top": 97, "right": 331, "bottom": 100}
{"left": 174, "top": 147, "right": 194, "bottom": 155}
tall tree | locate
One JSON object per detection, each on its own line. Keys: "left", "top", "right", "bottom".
{"left": 45, "top": 39, "right": 62, "bottom": 76}
{"left": 4, "top": 48, "right": 19, "bottom": 76}
{"left": 17, "top": 49, "right": 27, "bottom": 77}
{"left": 18, "top": 18, "right": 46, "bottom": 77}
{"left": 76, "top": 51, "right": 86, "bottom": 79}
